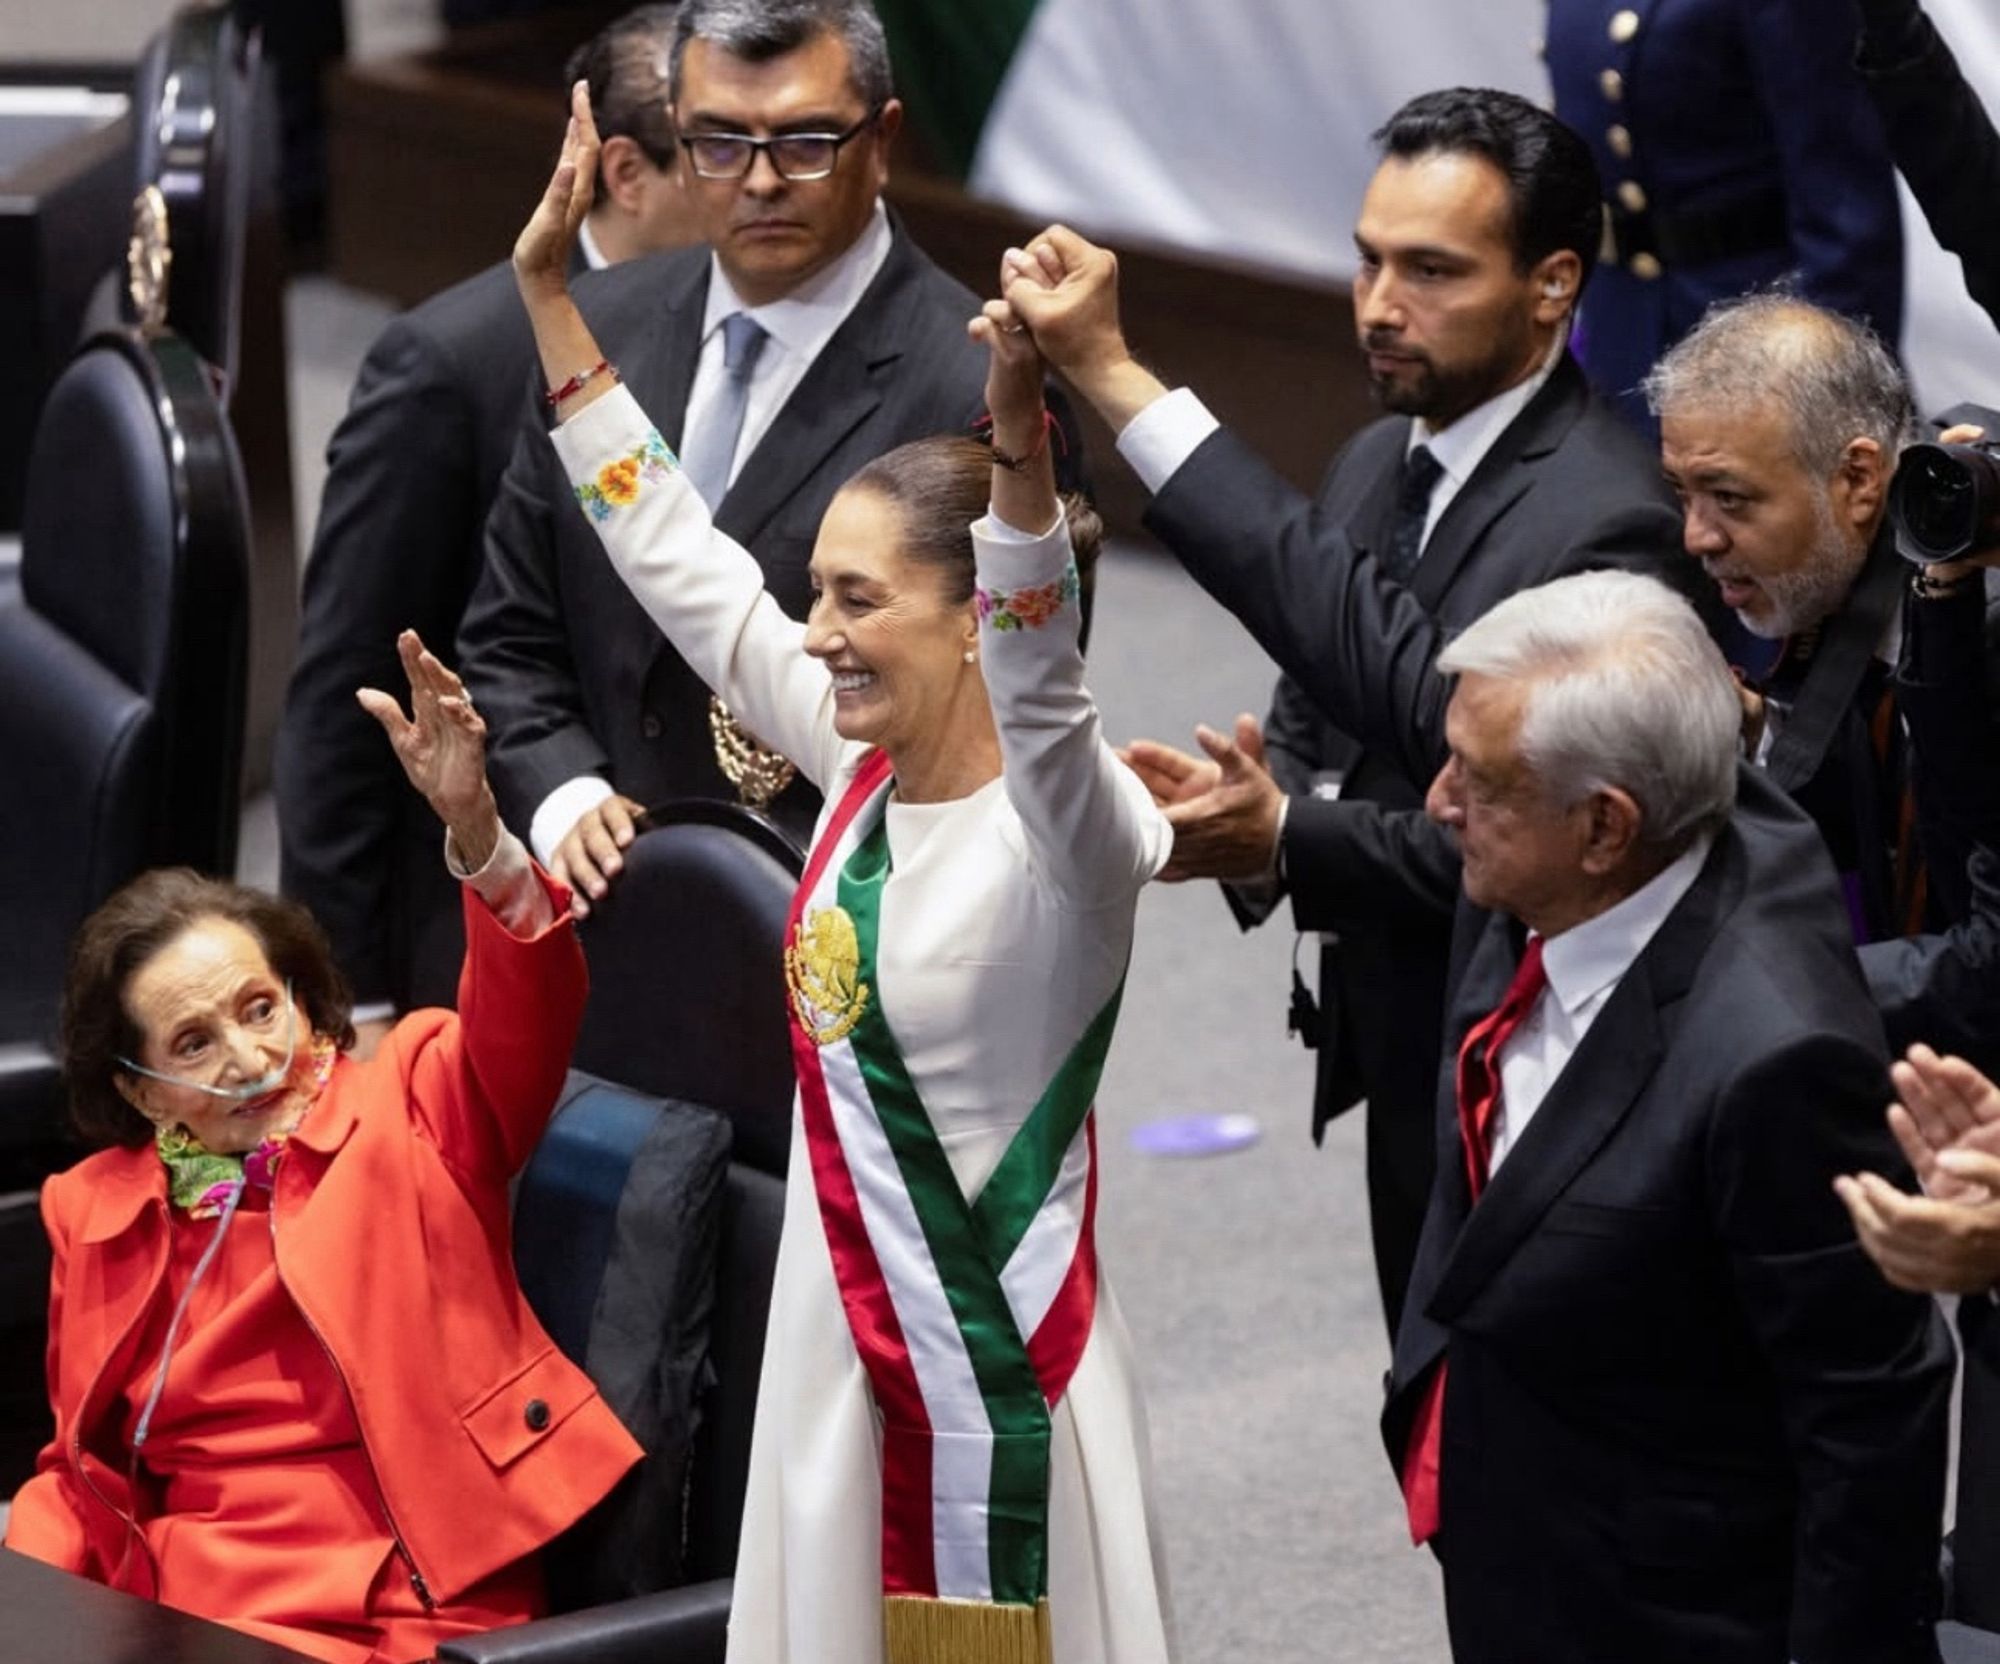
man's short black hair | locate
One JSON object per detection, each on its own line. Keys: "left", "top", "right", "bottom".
{"left": 1373, "top": 88, "right": 1604, "bottom": 296}
{"left": 566, "top": 4, "right": 681, "bottom": 174}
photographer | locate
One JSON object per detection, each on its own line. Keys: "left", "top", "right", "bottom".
{"left": 1859, "top": 418, "right": 2000, "bottom": 1070}
{"left": 1854, "top": 0, "right": 2000, "bottom": 330}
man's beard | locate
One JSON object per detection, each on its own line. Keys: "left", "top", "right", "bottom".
{"left": 1363, "top": 329, "right": 1525, "bottom": 428}
{"left": 1714, "top": 495, "right": 1867, "bottom": 639}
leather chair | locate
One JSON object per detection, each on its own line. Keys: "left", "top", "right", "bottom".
{"left": 440, "top": 803, "right": 803, "bottom": 1664}
{"left": 125, "top": 2, "right": 297, "bottom": 791}
{"left": 130, "top": 4, "right": 258, "bottom": 388}
{"left": 0, "top": 324, "right": 251, "bottom": 1365}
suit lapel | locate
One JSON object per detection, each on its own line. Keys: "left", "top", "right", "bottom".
{"left": 1350, "top": 419, "right": 1415, "bottom": 560}
{"left": 606, "top": 255, "right": 708, "bottom": 455}
{"left": 1424, "top": 833, "right": 1735, "bottom": 1326}
{"left": 1763, "top": 528, "right": 1903, "bottom": 794}
{"left": 1387, "top": 913, "right": 1514, "bottom": 1392}
{"left": 1410, "top": 355, "right": 1589, "bottom": 607}
{"left": 714, "top": 230, "right": 926, "bottom": 547}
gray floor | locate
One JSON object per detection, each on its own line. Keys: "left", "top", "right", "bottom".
{"left": 267, "top": 274, "right": 1452, "bottom": 1659}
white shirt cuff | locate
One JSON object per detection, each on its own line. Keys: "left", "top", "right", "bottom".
{"left": 529, "top": 775, "right": 616, "bottom": 867}
{"left": 350, "top": 1000, "right": 398, "bottom": 1026}
{"left": 446, "top": 824, "right": 554, "bottom": 938}
{"left": 1114, "top": 386, "right": 1222, "bottom": 495}
{"left": 979, "top": 505, "right": 1065, "bottom": 544}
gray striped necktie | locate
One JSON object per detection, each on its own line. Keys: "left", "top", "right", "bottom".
{"left": 680, "top": 312, "right": 770, "bottom": 510}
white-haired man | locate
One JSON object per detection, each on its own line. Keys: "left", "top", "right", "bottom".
{"left": 1003, "top": 230, "right": 1952, "bottom": 1662}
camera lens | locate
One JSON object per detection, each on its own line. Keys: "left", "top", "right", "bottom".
{"left": 1892, "top": 445, "right": 1982, "bottom": 563}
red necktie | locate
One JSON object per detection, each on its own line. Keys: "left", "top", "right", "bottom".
{"left": 1402, "top": 937, "right": 1548, "bottom": 1544}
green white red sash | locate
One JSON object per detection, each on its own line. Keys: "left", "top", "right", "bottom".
{"left": 785, "top": 749, "right": 1118, "bottom": 1651}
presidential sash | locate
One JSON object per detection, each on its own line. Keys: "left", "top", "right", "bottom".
{"left": 786, "top": 750, "right": 1120, "bottom": 1664}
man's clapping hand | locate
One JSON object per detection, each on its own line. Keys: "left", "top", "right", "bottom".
{"left": 1836, "top": 1044, "right": 2000, "bottom": 1294}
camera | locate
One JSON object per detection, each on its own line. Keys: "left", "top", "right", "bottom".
{"left": 1890, "top": 402, "right": 2000, "bottom": 565}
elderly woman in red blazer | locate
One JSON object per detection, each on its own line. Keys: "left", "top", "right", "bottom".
{"left": 3, "top": 632, "right": 639, "bottom": 1663}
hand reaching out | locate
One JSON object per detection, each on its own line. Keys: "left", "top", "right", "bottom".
{"left": 1122, "top": 715, "right": 1284, "bottom": 882}
{"left": 358, "top": 630, "right": 501, "bottom": 872}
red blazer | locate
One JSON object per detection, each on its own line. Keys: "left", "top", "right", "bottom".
{"left": 5, "top": 870, "right": 641, "bottom": 1605}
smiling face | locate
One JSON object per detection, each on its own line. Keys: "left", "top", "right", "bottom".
{"left": 1660, "top": 399, "right": 1880, "bottom": 639}
{"left": 115, "top": 917, "right": 317, "bottom": 1154}
{"left": 1351, "top": 150, "right": 1574, "bottom": 429}
{"left": 802, "top": 485, "right": 980, "bottom": 758}
{"left": 673, "top": 30, "right": 900, "bottom": 306}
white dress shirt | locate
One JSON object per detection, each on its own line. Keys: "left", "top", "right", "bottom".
{"left": 682, "top": 199, "right": 894, "bottom": 497}
{"left": 529, "top": 201, "right": 895, "bottom": 866}
{"left": 1487, "top": 834, "right": 1712, "bottom": 1174}
{"left": 1406, "top": 335, "right": 1561, "bottom": 549}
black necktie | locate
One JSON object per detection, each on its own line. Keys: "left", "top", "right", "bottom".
{"left": 1386, "top": 444, "right": 1444, "bottom": 582}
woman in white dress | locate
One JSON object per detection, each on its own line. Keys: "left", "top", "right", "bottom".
{"left": 511, "top": 89, "right": 1177, "bottom": 1664}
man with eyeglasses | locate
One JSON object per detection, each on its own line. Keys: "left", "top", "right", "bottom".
{"left": 463, "top": 0, "right": 1013, "bottom": 903}
{"left": 277, "top": 4, "right": 697, "bottom": 1055}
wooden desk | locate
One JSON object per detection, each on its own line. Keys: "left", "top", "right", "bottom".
{"left": 0, "top": 1547, "right": 318, "bottom": 1663}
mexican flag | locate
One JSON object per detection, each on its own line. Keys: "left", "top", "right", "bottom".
{"left": 877, "top": 0, "right": 1546, "bottom": 283}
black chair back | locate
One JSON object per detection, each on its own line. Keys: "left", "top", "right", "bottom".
{"left": 568, "top": 801, "right": 805, "bottom": 1588}
{"left": 130, "top": 5, "right": 258, "bottom": 390}
{"left": 0, "top": 325, "right": 250, "bottom": 1126}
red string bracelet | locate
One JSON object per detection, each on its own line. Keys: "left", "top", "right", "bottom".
{"left": 975, "top": 407, "right": 1062, "bottom": 472}
{"left": 545, "top": 359, "right": 617, "bottom": 411}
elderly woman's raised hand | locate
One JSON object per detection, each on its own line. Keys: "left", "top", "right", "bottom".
{"left": 358, "top": 630, "right": 502, "bottom": 872}
{"left": 513, "top": 80, "right": 600, "bottom": 305}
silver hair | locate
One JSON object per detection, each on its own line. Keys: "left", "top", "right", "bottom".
{"left": 669, "top": 0, "right": 894, "bottom": 108}
{"left": 1641, "top": 291, "right": 1915, "bottom": 478}
{"left": 1436, "top": 569, "right": 1740, "bottom": 846}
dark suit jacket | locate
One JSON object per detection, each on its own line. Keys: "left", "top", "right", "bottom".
{"left": 1218, "top": 354, "right": 1686, "bottom": 1331}
{"left": 459, "top": 226, "right": 992, "bottom": 847}
{"left": 1856, "top": 0, "right": 2000, "bottom": 332}
{"left": 1149, "top": 423, "right": 1953, "bottom": 1661}
{"left": 275, "top": 254, "right": 567, "bottom": 1012}
{"left": 1550, "top": 0, "right": 1903, "bottom": 427}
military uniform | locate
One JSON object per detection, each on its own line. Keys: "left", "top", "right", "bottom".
{"left": 1546, "top": 0, "right": 1905, "bottom": 428}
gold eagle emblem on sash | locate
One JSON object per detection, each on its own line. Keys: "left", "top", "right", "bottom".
{"left": 786, "top": 905, "right": 869, "bottom": 1046}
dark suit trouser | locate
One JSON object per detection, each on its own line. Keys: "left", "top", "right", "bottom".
{"left": 1959, "top": 1300, "right": 2000, "bottom": 1628}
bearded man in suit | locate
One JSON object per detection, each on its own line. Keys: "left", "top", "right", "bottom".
{"left": 461, "top": 0, "right": 1036, "bottom": 914}
{"left": 1126, "top": 87, "right": 1688, "bottom": 1336}
{"left": 276, "top": 5, "right": 695, "bottom": 1049}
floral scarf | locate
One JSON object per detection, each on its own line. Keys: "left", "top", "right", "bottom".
{"left": 155, "top": 1035, "right": 339, "bottom": 1219}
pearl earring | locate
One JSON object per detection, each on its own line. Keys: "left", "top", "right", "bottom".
{"left": 963, "top": 649, "right": 977, "bottom": 665}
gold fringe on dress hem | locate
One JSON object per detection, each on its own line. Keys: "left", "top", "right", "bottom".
{"left": 883, "top": 1594, "right": 1053, "bottom": 1664}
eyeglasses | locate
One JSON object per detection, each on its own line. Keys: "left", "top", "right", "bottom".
{"left": 679, "top": 109, "right": 879, "bottom": 181}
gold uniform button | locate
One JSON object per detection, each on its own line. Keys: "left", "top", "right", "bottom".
{"left": 1630, "top": 252, "right": 1663, "bottom": 280}
{"left": 1617, "top": 180, "right": 1648, "bottom": 213}
{"left": 1600, "top": 68, "right": 1624, "bottom": 101}
{"left": 1609, "top": 9, "right": 1641, "bottom": 44}
{"left": 1608, "top": 123, "right": 1633, "bottom": 159}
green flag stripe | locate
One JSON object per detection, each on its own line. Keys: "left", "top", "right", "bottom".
{"left": 839, "top": 818, "right": 1051, "bottom": 1604}
{"left": 971, "top": 984, "right": 1121, "bottom": 1270}
{"left": 873, "top": 0, "right": 1042, "bottom": 180}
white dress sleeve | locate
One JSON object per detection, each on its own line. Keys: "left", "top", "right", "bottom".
{"left": 972, "top": 509, "right": 1172, "bottom": 906}
{"left": 546, "top": 385, "right": 844, "bottom": 790}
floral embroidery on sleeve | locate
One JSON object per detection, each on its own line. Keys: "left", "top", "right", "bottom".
{"left": 574, "top": 431, "right": 678, "bottom": 522}
{"left": 976, "top": 562, "right": 1081, "bottom": 632}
